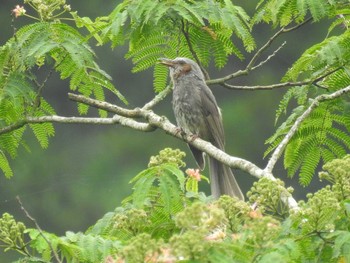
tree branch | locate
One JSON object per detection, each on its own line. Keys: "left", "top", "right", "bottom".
{"left": 207, "top": 18, "right": 312, "bottom": 86}
{"left": 250, "top": 41, "right": 286, "bottom": 71}
{"left": 142, "top": 85, "right": 173, "bottom": 110}
{"left": 0, "top": 115, "right": 155, "bottom": 135}
{"left": 265, "top": 85, "right": 350, "bottom": 173}
{"left": 11, "top": 76, "right": 345, "bottom": 211}
{"left": 219, "top": 80, "right": 309, "bottom": 90}
{"left": 217, "top": 65, "right": 343, "bottom": 90}
{"left": 68, "top": 93, "right": 141, "bottom": 118}
{"left": 17, "top": 196, "right": 62, "bottom": 263}
{"left": 0, "top": 120, "right": 27, "bottom": 135}
{"left": 2, "top": 92, "right": 301, "bottom": 210}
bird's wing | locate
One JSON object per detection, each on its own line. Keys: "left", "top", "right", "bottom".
{"left": 199, "top": 82, "right": 226, "bottom": 150}
{"left": 189, "top": 144, "right": 206, "bottom": 170}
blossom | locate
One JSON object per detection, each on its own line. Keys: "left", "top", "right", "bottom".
{"left": 231, "top": 233, "right": 242, "bottom": 240}
{"left": 185, "top": 168, "right": 201, "bottom": 181}
{"left": 158, "top": 248, "right": 176, "bottom": 263}
{"left": 248, "top": 209, "right": 263, "bottom": 219}
{"left": 205, "top": 229, "right": 226, "bottom": 241}
{"left": 12, "top": 5, "right": 26, "bottom": 18}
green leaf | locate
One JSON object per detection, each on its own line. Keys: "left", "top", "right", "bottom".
{"left": 29, "top": 123, "right": 55, "bottom": 149}
{"left": 131, "top": 167, "right": 158, "bottom": 208}
{"left": 0, "top": 152, "right": 13, "bottom": 178}
{"left": 333, "top": 231, "right": 350, "bottom": 261}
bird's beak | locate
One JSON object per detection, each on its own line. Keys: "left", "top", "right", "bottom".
{"left": 158, "top": 58, "right": 175, "bottom": 68}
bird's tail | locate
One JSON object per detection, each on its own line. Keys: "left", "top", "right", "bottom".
{"left": 209, "top": 157, "right": 244, "bottom": 200}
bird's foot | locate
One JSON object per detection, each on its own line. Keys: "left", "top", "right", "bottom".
{"left": 174, "top": 127, "right": 198, "bottom": 142}
{"left": 175, "top": 127, "right": 186, "bottom": 137}
{"left": 189, "top": 134, "right": 199, "bottom": 142}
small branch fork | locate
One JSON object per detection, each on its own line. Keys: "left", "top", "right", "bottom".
{"left": 206, "top": 17, "right": 313, "bottom": 88}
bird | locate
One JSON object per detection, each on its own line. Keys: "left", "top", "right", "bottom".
{"left": 159, "top": 57, "right": 244, "bottom": 200}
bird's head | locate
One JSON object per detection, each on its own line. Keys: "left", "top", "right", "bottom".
{"left": 159, "top": 57, "right": 204, "bottom": 81}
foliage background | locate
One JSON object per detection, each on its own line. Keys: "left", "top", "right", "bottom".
{"left": 0, "top": 0, "right": 331, "bottom": 261}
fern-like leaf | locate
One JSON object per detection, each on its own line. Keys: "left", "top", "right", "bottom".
{"left": 253, "top": 0, "right": 335, "bottom": 26}
{"left": 29, "top": 123, "right": 55, "bottom": 149}
{"left": 268, "top": 102, "right": 350, "bottom": 185}
{"left": 299, "top": 147, "right": 321, "bottom": 186}
{"left": 102, "top": 0, "right": 254, "bottom": 91}
{"left": 153, "top": 63, "right": 169, "bottom": 92}
{"left": 0, "top": 152, "right": 13, "bottom": 178}
{"left": 283, "top": 32, "right": 350, "bottom": 82}
{"left": 130, "top": 167, "right": 158, "bottom": 208}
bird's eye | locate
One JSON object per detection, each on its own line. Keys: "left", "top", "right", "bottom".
{"left": 179, "top": 60, "right": 186, "bottom": 65}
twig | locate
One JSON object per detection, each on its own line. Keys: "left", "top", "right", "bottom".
{"left": 68, "top": 93, "right": 140, "bottom": 118}
{"left": 282, "top": 17, "right": 313, "bottom": 33}
{"left": 32, "top": 68, "right": 55, "bottom": 108}
{"left": 219, "top": 81, "right": 308, "bottom": 90}
{"left": 0, "top": 120, "right": 27, "bottom": 135}
{"left": 0, "top": 115, "right": 155, "bottom": 135}
{"left": 207, "top": 18, "right": 312, "bottom": 86}
{"left": 217, "top": 65, "right": 343, "bottom": 90}
{"left": 16, "top": 196, "right": 62, "bottom": 263}
{"left": 181, "top": 20, "right": 210, "bottom": 80}
{"left": 250, "top": 41, "right": 286, "bottom": 71}
{"left": 142, "top": 85, "right": 173, "bottom": 110}
{"left": 264, "top": 85, "right": 350, "bottom": 173}
{"left": 248, "top": 17, "right": 312, "bottom": 71}
{"left": 206, "top": 40, "right": 285, "bottom": 85}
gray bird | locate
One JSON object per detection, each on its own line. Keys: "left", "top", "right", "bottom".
{"left": 160, "top": 57, "right": 244, "bottom": 200}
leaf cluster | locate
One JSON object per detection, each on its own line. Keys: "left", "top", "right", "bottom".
{"left": 253, "top": 0, "right": 347, "bottom": 26}
{"left": 78, "top": 0, "right": 255, "bottom": 91}
{"left": 265, "top": 2, "right": 350, "bottom": 185}
{"left": 0, "top": 4, "right": 126, "bottom": 177}
{"left": 2, "top": 152, "right": 350, "bottom": 262}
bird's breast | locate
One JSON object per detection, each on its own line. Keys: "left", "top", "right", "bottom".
{"left": 172, "top": 84, "right": 209, "bottom": 139}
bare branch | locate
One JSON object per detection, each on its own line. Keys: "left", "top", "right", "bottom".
{"left": 265, "top": 85, "right": 350, "bottom": 173}
{"left": 17, "top": 196, "right": 62, "bottom": 263}
{"left": 142, "top": 85, "right": 173, "bottom": 110}
{"left": 68, "top": 93, "right": 140, "bottom": 118}
{"left": 250, "top": 41, "right": 286, "bottom": 71}
{"left": 282, "top": 17, "right": 313, "bottom": 33}
{"left": 217, "top": 65, "right": 344, "bottom": 90}
{"left": 69, "top": 85, "right": 173, "bottom": 115}
{"left": 219, "top": 81, "right": 308, "bottom": 90}
{"left": 0, "top": 120, "right": 27, "bottom": 135}
{"left": 0, "top": 115, "right": 155, "bottom": 135}
{"left": 205, "top": 69, "right": 248, "bottom": 85}
{"left": 207, "top": 18, "right": 312, "bottom": 86}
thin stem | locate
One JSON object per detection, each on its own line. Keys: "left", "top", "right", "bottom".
{"left": 265, "top": 85, "right": 350, "bottom": 173}
{"left": 142, "top": 85, "right": 173, "bottom": 110}
{"left": 181, "top": 20, "right": 210, "bottom": 80}
{"left": 17, "top": 196, "right": 63, "bottom": 263}
{"left": 250, "top": 41, "right": 286, "bottom": 71}
{"left": 23, "top": 14, "right": 41, "bottom": 21}
{"left": 207, "top": 18, "right": 312, "bottom": 86}
{"left": 217, "top": 65, "right": 343, "bottom": 90}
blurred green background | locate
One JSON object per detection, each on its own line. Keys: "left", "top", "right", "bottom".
{"left": 0, "top": 1, "right": 329, "bottom": 261}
